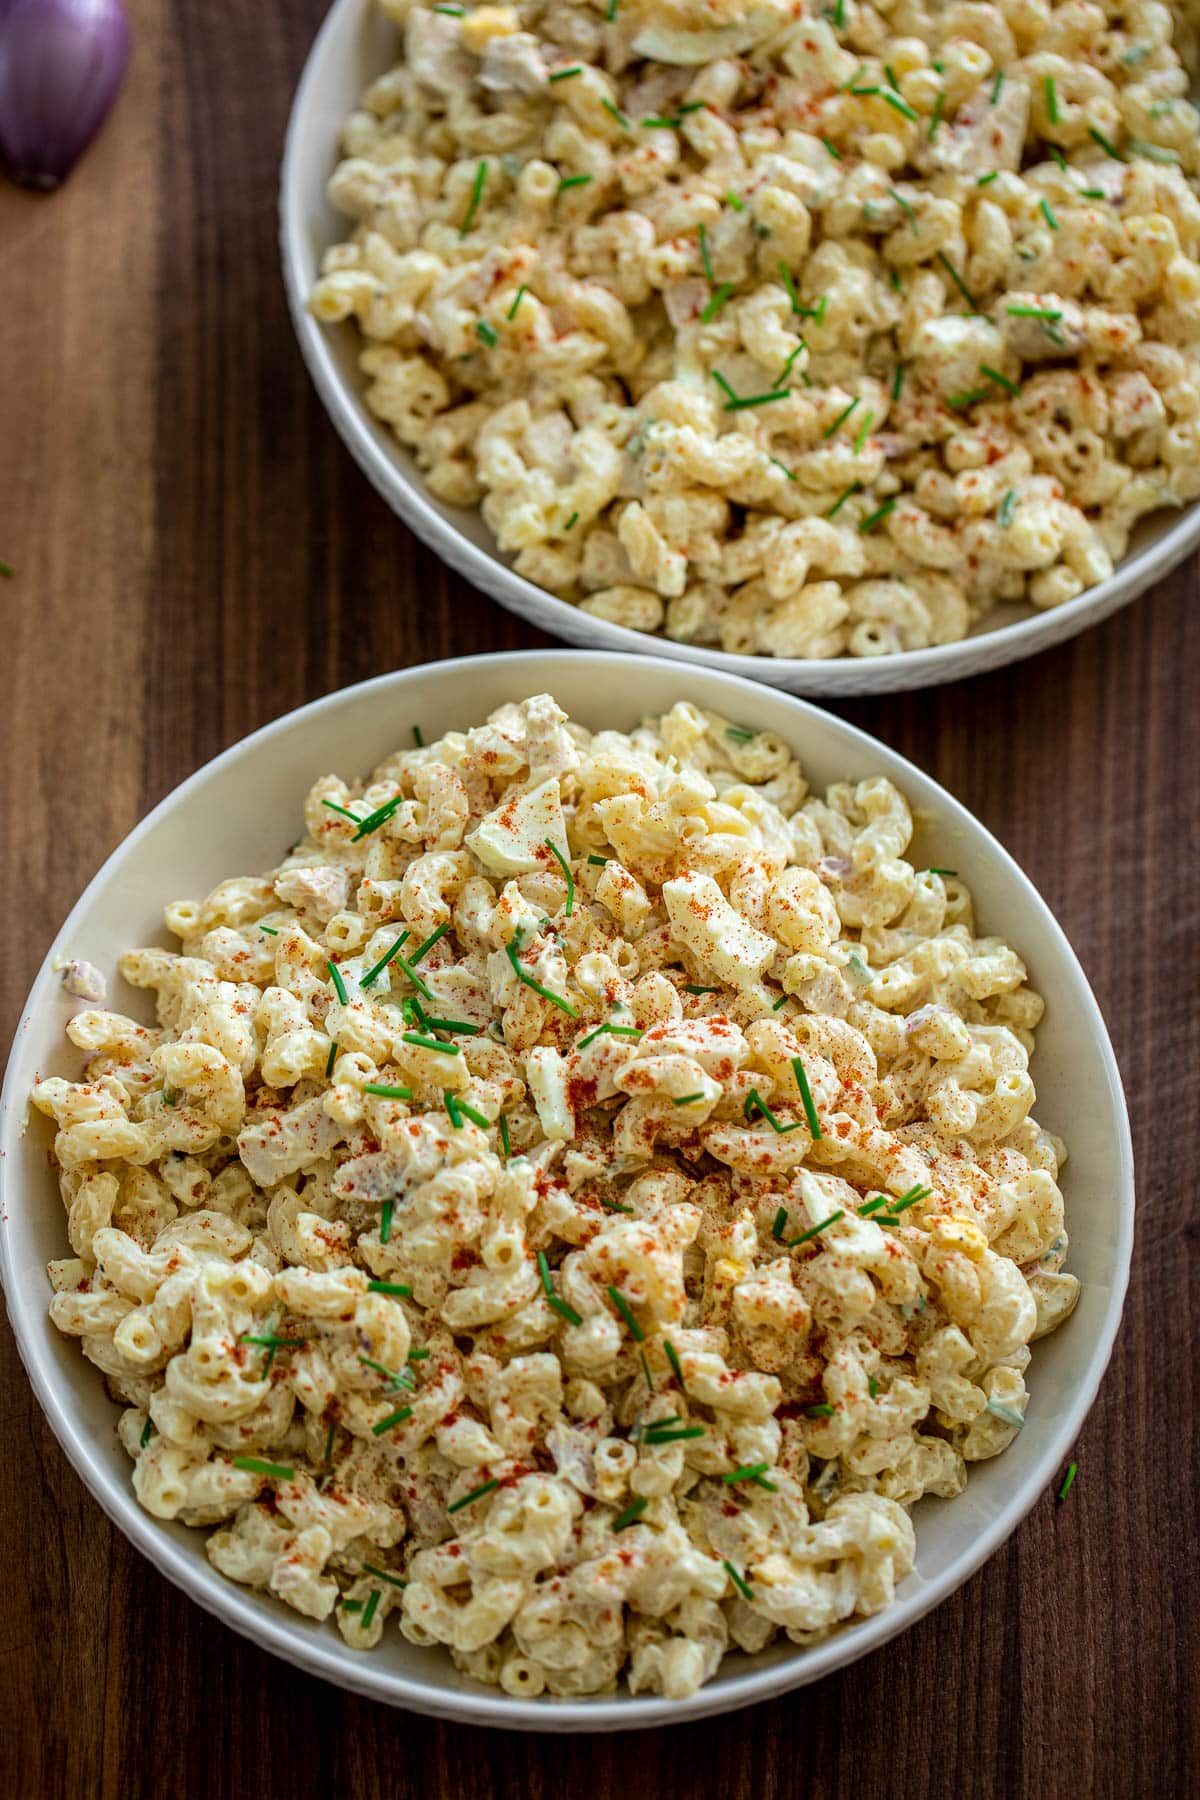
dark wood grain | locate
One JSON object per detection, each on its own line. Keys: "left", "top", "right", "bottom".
{"left": 0, "top": 3, "right": 1196, "bottom": 1794}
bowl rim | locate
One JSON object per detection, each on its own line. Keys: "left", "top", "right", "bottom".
{"left": 278, "top": 0, "right": 1200, "bottom": 697}
{"left": 0, "top": 650, "right": 1135, "bottom": 1730}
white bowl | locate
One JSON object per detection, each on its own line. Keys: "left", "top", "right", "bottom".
{"left": 279, "top": 0, "right": 1200, "bottom": 697}
{"left": 0, "top": 650, "right": 1132, "bottom": 1729}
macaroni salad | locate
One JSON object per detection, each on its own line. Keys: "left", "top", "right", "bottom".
{"left": 37, "top": 695, "right": 1080, "bottom": 1699}
{"left": 308, "top": 0, "right": 1200, "bottom": 661}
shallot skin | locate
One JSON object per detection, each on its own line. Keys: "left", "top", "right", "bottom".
{"left": 0, "top": 0, "right": 131, "bottom": 190}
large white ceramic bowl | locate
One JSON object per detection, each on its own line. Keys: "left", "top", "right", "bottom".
{"left": 0, "top": 651, "right": 1133, "bottom": 1729}
{"left": 280, "top": 0, "right": 1200, "bottom": 697}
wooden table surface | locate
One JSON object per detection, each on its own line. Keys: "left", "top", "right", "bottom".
{"left": 1, "top": 3, "right": 1196, "bottom": 1794}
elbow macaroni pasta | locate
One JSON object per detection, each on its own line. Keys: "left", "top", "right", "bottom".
{"left": 308, "top": 0, "right": 1200, "bottom": 660}
{"left": 36, "top": 693, "right": 1079, "bottom": 1698}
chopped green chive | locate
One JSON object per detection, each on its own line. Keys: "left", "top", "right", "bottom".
{"left": 323, "top": 1419, "right": 336, "bottom": 1461}
{"left": 868, "top": 1378, "right": 879, "bottom": 1398}
{"left": 505, "top": 927, "right": 577, "bottom": 1016}
{"left": 350, "top": 795, "right": 405, "bottom": 840}
{"left": 924, "top": 867, "right": 958, "bottom": 877}
{"left": 791, "top": 1057, "right": 822, "bottom": 1137}
{"left": 448, "top": 1478, "right": 500, "bottom": 1513}
{"left": 937, "top": 251, "right": 979, "bottom": 310}
{"left": 772, "top": 1206, "right": 789, "bottom": 1241}
{"left": 368, "top": 1280, "right": 410, "bottom": 1298}
{"left": 233, "top": 1456, "right": 294, "bottom": 1481}
{"left": 640, "top": 1349, "right": 655, "bottom": 1391}
{"left": 977, "top": 170, "right": 999, "bottom": 187}
{"left": 986, "top": 1399, "right": 1026, "bottom": 1429}
{"left": 858, "top": 1195, "right": 890, "bottom": 1216}
{"left": 259, "top": 924, "right": 279, "bottom": 935}
{"left": 879, "top": 89, "right": 917, "bottom": 122}
{"left": 412, "top": 724, "right": 423, "bottom": 747}
{"left": 600, "top": 1195, "right": 634, "bottom": 1214}
{"left": 1039, "top": 198, "right": 1059, "bottom": 230}
{"left": 587, "top": 853, "right": 609, "bottom": 865}
{"left": 577, "top": 1019, "right": 643, "bottom": 1048}
{"left": 1007, "top": 304, "right": 1062, "bottom": 321}
{"left": 1089, "top": 127, "right": 1123, "bottom": 160}
{"left": 612, "top": 1496, "right": 648, "bottom": 1531}
{"left": 928, "top": 90, "right": 945, "bottom": 137}
{"left": 499, "top": 1115, "right": 512, "bottom": 1156}
{"left": 891, "top": 361, "right": 906, "bottom": 401}
{"left": 1049, "top": 146, "right": 1068, "bottom": 172}
{"left": 722, "top": 1463, "right": 777, "bottom": 1491}
{"left": 327, "top": 960, "right": 348, "bottom": 1005}
{"left": 460, "top": 160, "right": 488, "bottom": 236}
{"left": 601, "top": 98, "right": 628, "bottom": 129}
{"left": 686, "top": 984, "right": 719, "bottom": 995}
{"left": 880, "top": 1183, "right": 932, "bottom": 1221}
{"left": 981, "top": 363, "right": 1020, "bottom": 396}
{"left": 361, "top": 1562, "right": 408, "bottom": 1591}
{"left": 823, "top": 396, "right": 860, "bottom": 439}
{"left": 772, "top": 994, "right": 791, "bottom": 1011}
{"left": 372, "top": 1406, "right": 413, "bottom": 1435}
{"left": 608, "top": 1286, "right": 644, "bottom": 1341}
{"left": 821, "top": 137, "right": 841, "bottom": 159}
{"left": 1044, "top": 76, "right": 1059, "bottom": 125}
{"left": 673, "top": 1092, "right": 706, "bottom": 1106}
{"left": 139, "top": 1418, "right": 154, "bottom": 1448}
{"left": 1122, "top": 44, "right": 1149, "bottom": 65}
{"left": 725, "top": 189, "right": 744, "bottom": 210}
{"left": 806, "top": 1403, "right": 835, "bottom": 1419}
{"left": 340, "top": 1599, "right": 363, "bottom": 1613}
{"left": 325, "top": 1041, "right": 338, "bottom": 1080}
{"left": 1057, "top": 1461, "right": 1078, "bottom": 1501}
{"left": 827, "top": 481, "right": 863, "bottom": 519}
{"left": 537, "top": 1250, "right": 555, "bottom": 1298}
{"left": 833, "top": 0, "right": 845, "bottom": 25}
{"left": 606, "top": 0, "right": 617, "bottom": 17}
{"left": 423, "top": 1016, "right": 480, "bottom": 1036}
{"left": 360, "top": 930, "right": 411, "bottom": 990}
{"left": 1130, "top": 140, "right": 1179, "bottom": 164}
{"left": 241, "top": 1333, "right": 307, "bottom": 1349}
{"left": 991, "top": 71, "right": 1005, "bottom": 104}
{"left": 476, "top": 319, "right": 498, "bottom": 347}
{"left": 458, "top": 1097, "right": 492, "bottom": 1129}
{"left": 789, "top": 1211, "right": 844, "bottom": 1246}
{"left": 998, "top": 489, "right": 1016, "bottom": 527}
{"left": 769, "top": 456, "right": 798, "bottom": 481}
{"left": 859, "top": 496, "right": 897, "bottom": 533}
{"left": 545, "top": 839, "right": 575, "bottom": 914}
{"left": 745, "top": 1089, "right": 804, "bottom": 1135}
{"left": 724, "top": 387, "right": 790, "bottom": 412}
{"left": 698, "top": 224, "right": 715, "bottom": 282}
{"left": 507, "top": 285, "right": 528, "bottom": 320}
{"left": 410, "top": 922, "right": 451, "bottom": 964}
{"left": 557, "top": 173, "right": 593, "bottom": 193}
{"left": 644, "top": 1425, "right": 705, "bottom": 1445}
{"left": 360, "top": 1354, "right": 415, "bottom": 1391}
{"left": 434, "top": 4, "right": 463, "bottom": 12}
{"left": 778, "top": 260, "right": 803, "bottom": 314}
{"left": 402, "top": 1031, "right": 461, "bottom": 1055}
{"left": 723, "top": 1560, "right": 755, "bottom": 1601}
{"left": 890, "top": 189, "right": 918, "bottom": 234}
{"left": 380, "top": 1201, "right": 393, "bottom": 1245}
{"left": 361, "top": 1589, "right": 382, "bottom": 1633}
{"left": 725, "top": 724, "right": 755, "bottom": 743}
{"left": 407, "top": 1350, "right": 430, "bottom": 1364}
{"left": 712, "top": 370, "right": 738, "bottom": 404}
{"left": 1080, "top": 187, "right": 1107, "bottom": 199}
{"left": 853, "top": 409, "right": 875, "bottom": 454}
{"left": 549, "top": 65, "right": 582, "bottom": 81}
{"left": 664, "top": 1340, "right": 685, "bottom": 1386}
{"left": 700, "top": 283, "right": 735, "bottom": 323}
{"left": 947, "top": 389, "right": 991, "bottom": 409}
{"left": 443, "top": 1090, "right": 462, "bottom": 1129}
